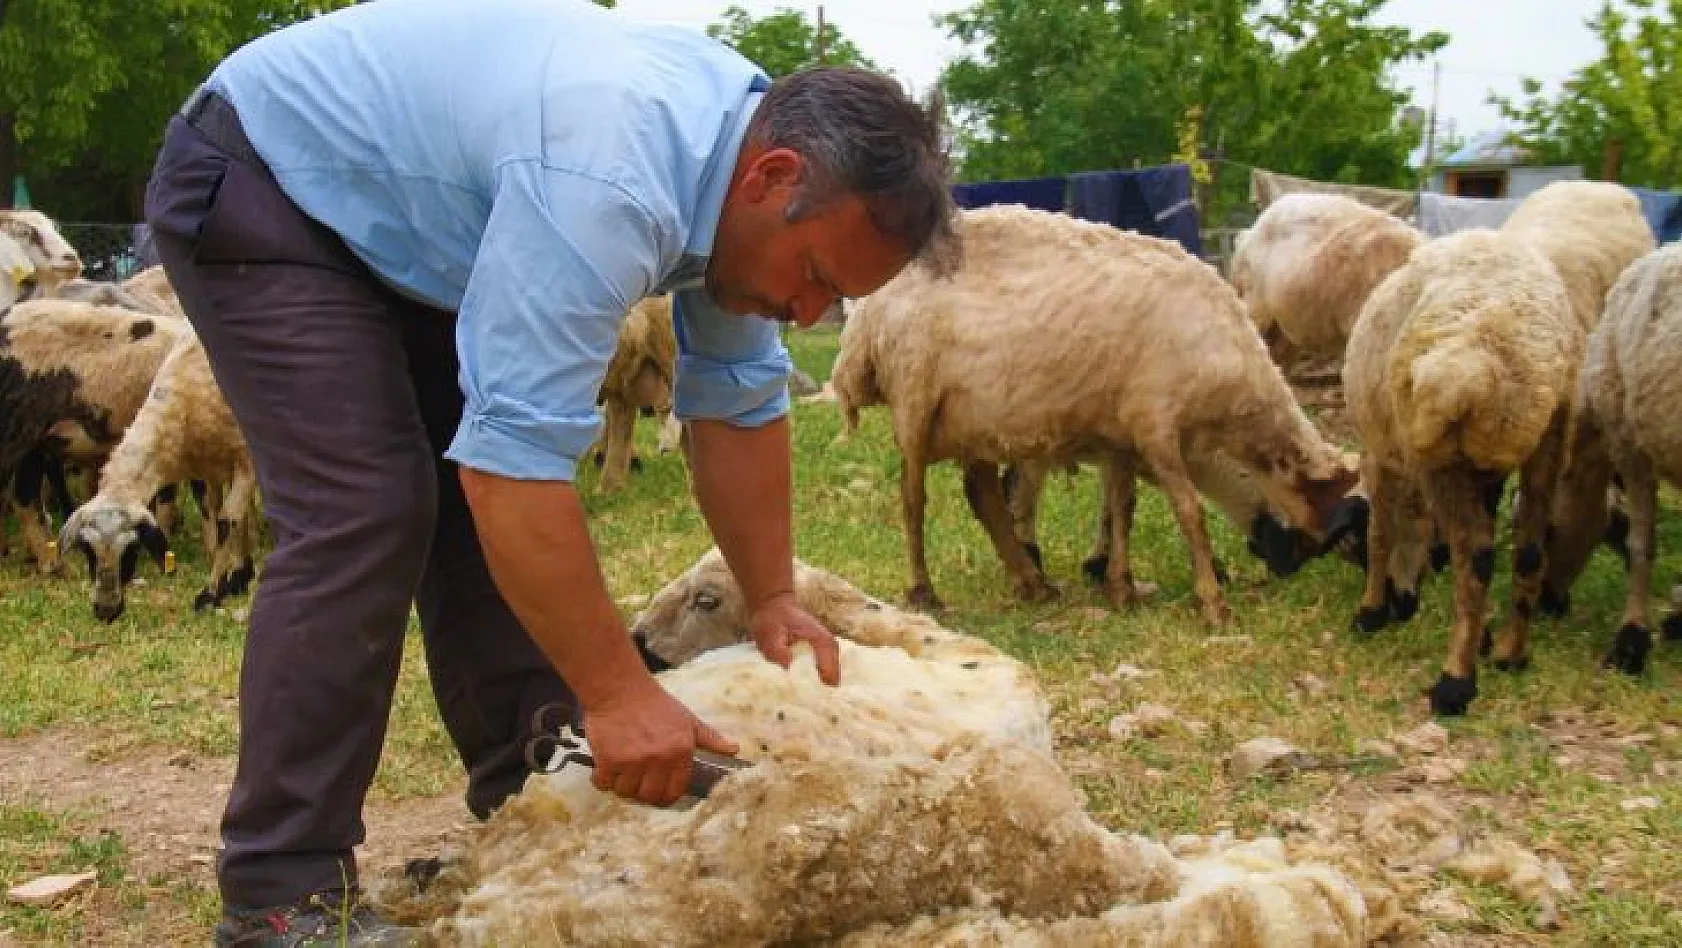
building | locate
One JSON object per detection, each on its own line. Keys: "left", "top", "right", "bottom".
{"left": 1426, "top": 129, "right": 1581, "bottom": 199}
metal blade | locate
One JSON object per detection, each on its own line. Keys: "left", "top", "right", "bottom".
{"left": 685, "top": 748, "right": 752, "bottom": 799}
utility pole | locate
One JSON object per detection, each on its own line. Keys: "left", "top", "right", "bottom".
{"left": 814, "top": 5, "right": 827, "bottom": 62}
{"left": 1423, "top": 58, "right": 1441, "bottom": 172}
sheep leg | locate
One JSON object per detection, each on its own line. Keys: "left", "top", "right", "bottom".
{"left": 1142, "top": 440, "right": 1231, "bottom": 626}
{"left": 1082, "top": 461, "right": 1117, "bottom": 587}
{"left": 1353, "top": 462, "right": 1397, "bottom": 635}
{"left": 1100, "top": 452, "right": 1156, "bottom": 609}
{"left": 1001, "top": 460, "right": 1048, "bottom": 572}
{"left": 901, "top": 450, "right": 941, "bottom": 610}
{"left": 962, "top": 462, "right": 1056, "bottom": 603}
{"left": 216, "top": 468, "right": 260, "bottom": 603}
{"left": 12, "top": 457, "right": 63, "bottom": 576}
{"left": 655, "top": 411, "right": 685, "bottom": 456}
{"left": 1492, "top": 416, "right": 1568, "bottom": 672}
{"left": 1424, "top": 471, "right": 1497, "bottom": 716}
{"left": 1603, "top": 458, "right": 1656, "bottom": 675}
{"left": 151, "top": 483, "right": 181, "bottom": 537}
{"left": 1539, "top": 417, "right": 1612, "bottom": 618}
{"left": 0, "top": 494, "right": 9, "bottom": 559}
{"left": 195, "top": 479, "right": 223, "bottom": 566}
{"left": 597, "top": 396, "right": 637, "bottom": 495}
{"left": 1383, "top": 480, "right": 1432, "bottom": 625}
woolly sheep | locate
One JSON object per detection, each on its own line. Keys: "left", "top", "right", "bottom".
{"left": 1339, "top": 229, "right": 1581, "bottom": 715}
{"left": 0, "top": 300, "right": 186, "bottom": 572}
{"left": 1230, "top": 193, "right": 1424, "bottom": 361}
{"left": 1500, "top": 180, "right": 1655, "bottom": 333}
{"left": 1540, "top": 244, "right": 1682, "bottom": 674}
{"left": 592, "top": 294, "right": 677, "bottom": 494}
{"left": 48, "top": 265, "right": 184, "bottom": 318}
{"left": 59, "top": 333, "right": 258, "bottom": 620}
{"left": 832, "top": 205, "right": 1358, "bottom": 623}
{"left": 0, "top": 210, "right": 81, "bottom": 294}
{"left": 395, "top": 554, "right": 1369, "bottom": 946}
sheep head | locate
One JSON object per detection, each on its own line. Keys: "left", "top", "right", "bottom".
{"left": 59, "top": 501, "right": 168, "bottom": 622}
{"left": 1, "top": 211, "right": 82, "bottom": 290}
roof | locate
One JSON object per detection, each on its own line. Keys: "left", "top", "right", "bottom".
{"left": 1440, "top": 129, "right": 1532, "bottom": 168}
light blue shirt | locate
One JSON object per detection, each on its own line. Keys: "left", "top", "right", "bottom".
{"left": 205, "top": 0, "right": 791, "bottom": 481}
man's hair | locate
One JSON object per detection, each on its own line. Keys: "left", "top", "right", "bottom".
{"left": 749, "top": 66, "right": 960, "bottom": 275}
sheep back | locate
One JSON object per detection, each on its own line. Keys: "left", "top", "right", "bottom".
{"left": 1501, "top": 180, "right": 1655, "bottom": 331}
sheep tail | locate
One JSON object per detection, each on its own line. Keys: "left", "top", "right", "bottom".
{"left": 1400, "top": 344, "right": 1497, "bottom": 459}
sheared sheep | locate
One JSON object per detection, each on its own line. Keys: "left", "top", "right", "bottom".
{"left": 59, "top": 333, "right": 258, "bottom": 620}
{"left": 0, "top": 210, "right": 81, "bottom": 294}
{"left": 1230, "top": 193, "right": 1424, "bottom": 363}
{"left": 1540, "top": 243, "right": 1682, "bottom": 674}
{"left": 1338, "top": 229, "right": 1581, "bottom": 715}
{"left": 0, "top": 300, "right": 186, "bottom": 572}
{"left": 48, "top": 266, "right": 183, "bottom": 317}
{"left": 392, "top": 553, "right": 1370, "bottom": 946}
{"left": 832, "top": 205, "right": 1358, "bottom": 623}
{"left": 592, "top": 294, "right": 677, "bottom": 494}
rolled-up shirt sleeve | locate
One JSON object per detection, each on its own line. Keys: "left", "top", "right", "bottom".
{"left": 445, "top": 162, "right": 666, "bottom": 481}
{"left": 671, "top": 288, "right": 792, "bottom": 427}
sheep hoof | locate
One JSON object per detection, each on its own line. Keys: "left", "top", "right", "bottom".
{"left": 1492, "top": 653, "right": 1530, "bottom": 673}
{"left": 1016, "top": 578, "right": 1059, "bottom": 604}
{"left": 1428, "top": 671, "right": 1477, "bottom": 716}
{"left": 628, "top": 456, "right": 644, "bottom": 474}
{"left": 1021, "top": 543, "right": 1044, "bottom": 572}
{"left": 1537, "top": 584, "right": 1570, "bottom": 618}
{"left": 220, "top": 562, "right": 256, "bottom": 598}
{"left": 1388, "top": 588, "right": 1420, "bottom": 623}
{"left": 192, "top": 589, "right": 219, "bottom": 612}
{"left": 1661, "top": 613, "right": 1682, "bottom": 642}
{"left": 1200, "top": 600, "right": 1236, "bottom": 627}
{"left": 1212, "top": 558, "right": 1230, "bottom": 587}
{"left": 1478, "top": 624, "right": 1494, "bottom": 658}
{"left": 1080, "top": 554, "right": 1108, "bottom": 586}
{"left": 1429, "top": 542, "right": 1451, "bottom": 573}
{"left": 1603, "top": 622, "right": 1650, "bottom": 675}
{"left": 906, "top": 584, "right": 943, "bottom": 612}
{"left": 1352, "top": 603, "right": 1391, "bottom": 637}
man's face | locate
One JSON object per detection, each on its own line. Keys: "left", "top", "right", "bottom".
{"left": 709, "top": 147, "right": 912, "bottom": 328}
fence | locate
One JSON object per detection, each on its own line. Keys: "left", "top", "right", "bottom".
{"left": 57, "top": 222, "right": 152, "bottom": 282}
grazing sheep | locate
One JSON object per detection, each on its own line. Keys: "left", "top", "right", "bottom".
{"left": 592, "top": 294, "right": 677, "bottom": 494}
{"left": 1500, "top": 180, "right": 1656, "bottom": 333}
{"left": 1540, "top": 244, "right": 1682, "bottom": 674}
{"left": 0, "top": 210, "right": 82, "bottom": 294}
{"left": 59, "top": 333, "right": 258, "bottom": 620}
{"left": 395, "top": 554, "right": 1369, "bottom": 946}
{"left": 1340, "top": 229, "right": 1581, "bottom": 715}
{"left": 832, "top": 205, "right": 1357, "bottom": 623}
{"left": 0, "top": 300, "right": 186, "bottom": 572}
{"left": 1230, "top": 193, "right": 1424, "bottom": 362}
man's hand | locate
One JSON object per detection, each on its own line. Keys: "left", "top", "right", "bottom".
{"left": 582, "top": 677, "right": 739, "bottom": 807}
{"left": 750, "top": 591, "right": 841, "bottom": 686}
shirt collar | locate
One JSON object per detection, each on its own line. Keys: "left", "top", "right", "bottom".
{"left": 684, "top": 84, "right": 766, "bottom": 258}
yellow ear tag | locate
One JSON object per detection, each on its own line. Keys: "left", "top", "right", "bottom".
{"left": 164, "top": 551, "right": 177, "bottom": 575}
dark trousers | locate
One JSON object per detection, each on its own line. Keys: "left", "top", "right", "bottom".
{"left": 144, "top": 103, "right": 574, "bottom": 911}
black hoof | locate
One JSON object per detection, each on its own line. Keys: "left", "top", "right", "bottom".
{"left": 1537, "top": 584, "right": 1570, "bottom": 618}
{"left": 1602, "top": 509, "right": 1632, "bottom": 569}
{"left": 93, "top": 602, "right": 124, "bottom": 624}
{"left": 1478, "top": 623, "right": 1494, "bottom": 658}
{"left": 1212, "top": 557, "right": 1230, "bottom": 588}
{"left": 1492, "top": 654, "right": 1531, "bottom": 673}
{"left": 192, "top": 589, "right": 219, "bottom": 612}
{"left": 1662, "top": 612, "right": 1682, "bottom": 642}
{"left": 1388, "top": 586, "right": 1420, "bottom": 623}
{"left": 1353, "top": 602, "right": 1391, "bottom": 636}
{"left": 1081, "top": 554, "right": 1109, "bottom": 586}
{"left": 219, "top": 562, "right": 255, "bottom": 598}
{"left": 1022, "top": 542, "right": 1044, "bottom": 572}
{"left": 1603, "top": 622, "right": 1650, "bottom": 675}
{"left": 1429, "top": 671, "right": 1477, "bottom": 716}
{"left": 1429, "top": 541, "right": 1450, "bottom": 573}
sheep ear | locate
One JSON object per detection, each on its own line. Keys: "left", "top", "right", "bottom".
{"left": 137, "top": 521, "right": 170, "bottom": 567}
{"left": 57, "top": 510, "right": 83, "bottom": 559}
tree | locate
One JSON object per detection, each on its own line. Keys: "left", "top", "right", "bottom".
{"left": 0, "top": 1, "right": 357, "bottom": 216}
{"left": 1494, "top": 0, "right": 1680, "bottom": 187}
{"left": 706, "top": 5, "right": 875, "bottom": 79}
{"left": 938, "top": 0, "right": 1446, "bottom": 217}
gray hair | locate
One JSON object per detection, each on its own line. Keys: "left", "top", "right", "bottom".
{"left": 748, "top": 67, "right": 960, "bottom": 275}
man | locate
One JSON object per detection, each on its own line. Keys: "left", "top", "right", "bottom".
{"left": 143, "top": 0, "right": 956, "bottom": 943}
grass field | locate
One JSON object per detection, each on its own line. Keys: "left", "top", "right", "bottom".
{"left": 2, "top": 326, "right": 1679, "bottom": 945}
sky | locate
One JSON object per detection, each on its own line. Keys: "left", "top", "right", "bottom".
{"left": 613, "top": 0, "right": 1610, "bottom": 140}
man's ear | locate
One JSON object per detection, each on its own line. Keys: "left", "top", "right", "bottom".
{"left": 741, "top": 147, "right": 804, "bottom": 203}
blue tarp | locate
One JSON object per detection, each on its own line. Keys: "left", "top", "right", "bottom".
{"left": 951, "top": 176, "right": 1067, "bottom": 213}
{"left": 1067, "top": 164, "right": 1202, "bottom": 256}
{"left": 1630, "top": 186, "right": 1682, "bottom": 246}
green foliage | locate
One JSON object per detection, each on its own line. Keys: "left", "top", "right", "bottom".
{"left": 1494, "top": 0, "right": 1681, "bottom": 187}
{"left": 938, "top": 0, "right": 1446, "bottom": 217}
{"left": 706, "top": 5, "right": 875, "bottom": 79}
{"left": 0, "top": 0, "right": 357, "bottom": 218}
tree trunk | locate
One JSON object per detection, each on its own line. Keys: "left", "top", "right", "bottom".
{"left": 0, "top": 111, "right": 15, "bottom": 210}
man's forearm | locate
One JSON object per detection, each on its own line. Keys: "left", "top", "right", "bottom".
{"left": 687, "top": 416, "right": 796, "bottom": 610}
{"left": 458, "top": 468, "right": 653, "bottom": 707}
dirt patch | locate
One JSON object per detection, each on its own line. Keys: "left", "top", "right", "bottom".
{"left": 0, "top": 730, "right": 470, "bottom": 938}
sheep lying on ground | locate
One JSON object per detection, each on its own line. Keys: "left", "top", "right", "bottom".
{"left": 0, "top": 210, "right": 82, "bottom": 294}
{"left": 396, "top": 553, "right": 1370, "bottom": 946}
{"left": 1540, "top": 244, "right": 1682, "bottom": 674}
{"left": 1339, "top": 229, "right": 1581, "bottom": 715}
{"left": 59, "top": 333, "right": 258, "bottom": 620}
{"left": 0, "top": 300, "right": 187, "bottom": 572}
{"left": 1230, "top": 193, "right": 1423, "bottom": 364}
{"left": 832, "top": 205, "right": 1357, "bottom": 623}
{"left": 592, "top": 295, "right": 677, "bottom": 494}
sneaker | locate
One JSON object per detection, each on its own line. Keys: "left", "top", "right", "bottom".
{"left": 213, "top": 889, "right": 419, "bottom": 947}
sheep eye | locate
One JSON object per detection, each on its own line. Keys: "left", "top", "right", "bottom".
{"left": 692, "top": 590, "right": 721, "bottom": 612}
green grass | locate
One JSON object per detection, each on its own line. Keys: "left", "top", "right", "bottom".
{"left": 3, "top": 325, "right": 1681, "bottom": 944}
